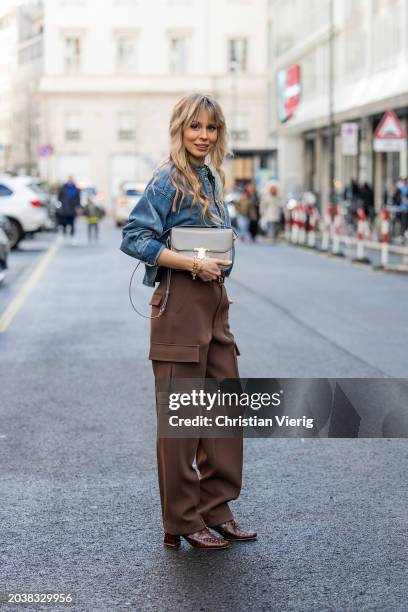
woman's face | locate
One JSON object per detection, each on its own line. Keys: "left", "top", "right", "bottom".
{"left": 182, "top": 109, "right": 218, "bottom": 164}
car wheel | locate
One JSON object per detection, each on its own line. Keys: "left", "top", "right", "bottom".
{"left": 7, "top": 219, "right": 23, "bottom": 249}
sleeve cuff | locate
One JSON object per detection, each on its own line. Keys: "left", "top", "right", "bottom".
{"left": 144, "top": 240, "right": 166, "bottom": 267}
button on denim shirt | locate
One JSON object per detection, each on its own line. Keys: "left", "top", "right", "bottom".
{"left": 120, "top": 162, "right": 234, "bottom": 287}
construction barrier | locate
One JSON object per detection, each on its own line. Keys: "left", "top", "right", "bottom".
{"left": 352, "top": 208, "right": 371, "bottom": 264}
{"left": 298, "top": 203, "right": 307, "bottom": 245}
{"left": 320, "top": 206, "right": 332, "bottom": 251}
{"left": 284, "top": 207, "right": 292, "bottom": 242}
{"left": 331, "top": 205, "right": 345, "bottom": 256}
{"left": 290, "top": 205, "right": 299, "bottom": 244}
{"left": 380, "top": 208, "right": 389, "bottom": 268}
{"left": 307, "top": 204, "right": 319, "bottom": 248}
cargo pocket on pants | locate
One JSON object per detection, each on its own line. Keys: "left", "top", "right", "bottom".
{"left": 149, "top": 344, "right": 202, "bottom": 415}
{"left": 149, "top": 343, "right": 200, "bottom": 363}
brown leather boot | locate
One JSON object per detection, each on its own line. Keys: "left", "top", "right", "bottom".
{"left": 164, "top": 528, "right": 230, "bottom": 550}
{"left": 212, "top": 520, "right": 257, "bottom": 541}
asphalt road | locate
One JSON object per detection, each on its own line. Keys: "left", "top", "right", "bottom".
{"left": 0, "top": 221, "right": 407, "bottom": 612}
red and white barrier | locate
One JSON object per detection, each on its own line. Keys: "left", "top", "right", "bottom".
{"left": 298, "top": 203, "right": 307, "bottom": 245}
{"left": 307, "top": 205, "right": 319, "bottom": 248}
{"left": 284, "top": 207, "right": 292, "bottom": 242}
{"left": 380, "top": 208, "right": 389, "bottom": 268}
{"left": 350, "top": 208, "right": 371, "bottom": 264}
{"left": 321, "top": 206, "right": 332, "bottom": 251}
{"left": 291, "top": 205, "right": 299, "bottom": 244}
{"left": 331, "top": 205, "right": 344, "bottom": 255}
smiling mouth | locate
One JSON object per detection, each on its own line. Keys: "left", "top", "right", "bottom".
{"left": 195, "top": 144, "right": 209, "bottom": 150}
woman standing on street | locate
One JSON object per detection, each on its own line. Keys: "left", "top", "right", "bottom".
{"left": 120, "top": 93, "right": 256, "bottom": 550}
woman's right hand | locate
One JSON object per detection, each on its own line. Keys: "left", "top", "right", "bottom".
{"left": 197, "top": 258, "right": 232, "bottom": 282}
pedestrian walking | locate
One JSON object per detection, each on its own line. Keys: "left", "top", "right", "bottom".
{"left": 260, "top": 182, "right": 281, "bottom": 243}
{"left": 360, "top": 182, "right": 375, "bottom": 227}
{"left": 343, "top": 179, "right": 361, "bottom": 230}
{"left": 57, "top": 176, "right": 80, "bottom": 242}
{"left": 120, "top": 93, "right": 256, "bottom": 550}
{"left": 83, "top": 195, "right": 104, "bottom": 243}
{"left": 246, "top": 182, "right": 260, "bottom": 241}
{"left": 235, "top": 186, "right": 251, "bottom": 242}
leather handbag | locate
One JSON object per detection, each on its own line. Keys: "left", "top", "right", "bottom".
{"left": 129, "top": 226, "right": 235, "bottom": 319}
{"left": 170, "top": 226, "right": 234, "bottom": 269}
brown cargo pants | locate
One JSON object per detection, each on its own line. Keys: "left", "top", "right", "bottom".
{"left": 149, "top": 270, "right": 243, "bottom": 536}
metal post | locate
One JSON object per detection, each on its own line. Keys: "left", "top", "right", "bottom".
{"left": 328, "top": 0, "right": 335, "bottom": 207}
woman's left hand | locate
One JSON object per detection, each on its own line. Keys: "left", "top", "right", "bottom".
{"left": 227, "top": 296, "right": 234, "bottom": 304}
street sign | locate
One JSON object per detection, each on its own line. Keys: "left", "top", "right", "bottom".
{"left": 341, "top": 122, "right": 358, "bottom": 156}
{"left": 373, "top": 111, "right": 406, "bottom": 152}
{"left": 38, "top": 144, "right": 54, "bottom": 158}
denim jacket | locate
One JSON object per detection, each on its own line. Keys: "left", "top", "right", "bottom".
{"left": 120, "top": 162, "right": 234, "bottom": 286}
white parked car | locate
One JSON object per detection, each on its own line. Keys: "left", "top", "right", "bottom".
{"left": 114, "top": 182, "right": 146, "bottom": 227}
{"left": 0, "top": 175, "right": 49, "bottom": 247}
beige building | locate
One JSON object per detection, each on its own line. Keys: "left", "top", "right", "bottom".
{"left": 268, "top": 0, "right": 408, "bottom": 210}
{"left": 3, "top": 0, "right": 270, "bottom": 208}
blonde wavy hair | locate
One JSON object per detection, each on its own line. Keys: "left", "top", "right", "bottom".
{"left": 159, "top": 93, "right": 229, "bottom": 221}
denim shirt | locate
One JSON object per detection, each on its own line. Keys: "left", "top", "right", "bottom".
{"left": 120, "top": 162, "right": 234, "bottom": 287}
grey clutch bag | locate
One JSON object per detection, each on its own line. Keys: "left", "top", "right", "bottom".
{"left": 170, "top": 226, "right": 234, "bottom": 269}
{"left": 129, "top": 226, "right": 235, "bottom": 320}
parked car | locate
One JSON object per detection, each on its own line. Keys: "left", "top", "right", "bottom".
{"left": 13, "top": 176, "right": 57, "bottom": 230}
{"left": 114, "top": 182, "right": 146, "bottom": 227}
{"left": 0, "top": 215, "right": 10, "bottom": 285}
{"left": 0, "top": 175, "right": 50, "bottom": 247}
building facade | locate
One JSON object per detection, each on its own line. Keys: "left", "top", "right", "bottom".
{"left": 4, "top": 0, "right": 269, "bottom": 207}
{"left": 268, "top": 0, "right": 408, "bottom": 211}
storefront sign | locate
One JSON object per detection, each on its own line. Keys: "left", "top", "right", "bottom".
{"left": 341, "top": 123, "right": 358, "bottom": 156}
{"left": 277, "top": 65, "right": 301, "bottom": 123}
{"left": 373, "top": 111, "right": 406, "bottom": 152}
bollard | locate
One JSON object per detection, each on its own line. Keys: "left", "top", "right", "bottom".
{"left": 284, "top": 207, "right": 292, "bottom": 242}
{"left": 320, "top": 206, "right": 332, "bottom": 251}
{"left": 307, "top": 205, "right": 319, "bottom": 248}
{"left": 291, "top": 204, "right": 300, "bottom": 244}
{"left": 298, "top": 202, "right": 307, "bottom": 245}
{"left": 331, "top": 205, "right": 345, "bottom": 257}
{"left": 372, "top": 208, "right": 390, "bottom": 270}
{"left": 381, "top": 209, "right": 389, "bottom": 268}
{"left": 352, "top": 208, "right": 371, "bottom": 265}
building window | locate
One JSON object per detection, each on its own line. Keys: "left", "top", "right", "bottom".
{"left": 228, "top": 38, "right": 248, "bottom": 72}
{"left": 169, "top": 35, "right": 188, "bottom": 74}
{"left": 65, "top": 112, "right": 81, "bottom": 141}
{"left": 118, "top": 112, "right": 136, "bottom": 141}
{"left": 64, "top": 35, "right": 81, "bottom": 73}
{"left": 116, "top": 33, "right": 138, "bottom": 73}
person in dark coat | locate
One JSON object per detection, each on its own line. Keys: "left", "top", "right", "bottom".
{"left": 360, "top": 182, "right": 375, "bottom": 225}
{"left": 57, "top": 176, "right": 81, "bottom": 238}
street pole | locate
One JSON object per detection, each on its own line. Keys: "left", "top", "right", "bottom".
{"left": 229, "top": 59, "right": 238, "bottom": 186}
{"left": 328, "top": 0, "right": 335, "bottom": 208}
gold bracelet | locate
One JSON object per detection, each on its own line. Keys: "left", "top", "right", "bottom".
{"left": 191, "top": 257, "right": 199, "bottom": 280}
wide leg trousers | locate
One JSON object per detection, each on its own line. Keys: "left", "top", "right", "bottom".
{"left": 149, "top": 271, "right": 243, "bottom": 535}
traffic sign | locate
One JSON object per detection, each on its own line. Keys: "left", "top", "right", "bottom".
{"left": 374, "top": 111, "right": 406, "bottom": 152}
{"left": 38, "top": 144, "right": 54, "bottom": 158}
